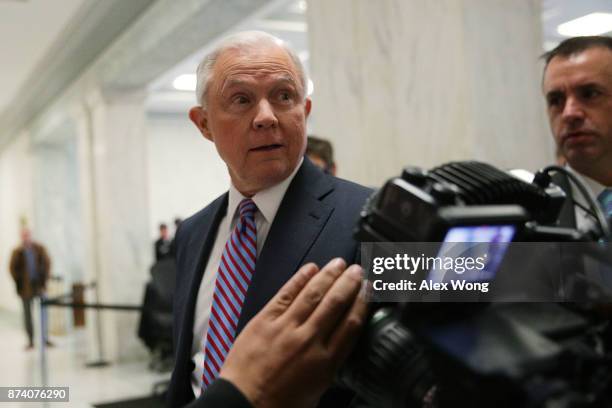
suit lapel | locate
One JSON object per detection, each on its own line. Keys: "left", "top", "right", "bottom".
{"left": 176, "top": 193, "right": 228, "bottom": 366}
{"left": 236, "top": 159, "right": 335, "bottom": 334}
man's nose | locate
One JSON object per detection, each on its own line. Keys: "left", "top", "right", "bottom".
{"left": 253, "top": 99, "right": 278, "bottom": 130}
{"left": 561, "top": 96, "right": 585, "bottom": 125}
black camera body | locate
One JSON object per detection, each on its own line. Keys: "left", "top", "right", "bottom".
{"left": 341, "top": 161, "right": 612, "bottom": 408}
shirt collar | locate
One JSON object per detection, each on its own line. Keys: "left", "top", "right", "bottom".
{"left": 567, "top": 165, "right": 606, "bottom": 201}
{"left": 226, "top": 157, "right": 304, "bottom": 228}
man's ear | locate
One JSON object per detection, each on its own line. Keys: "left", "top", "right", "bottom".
{"left": 304, "top": 97, "right": 312, "bottom": 118}
{"left": 189, "top": 106, "right": 213, "bottom": 141}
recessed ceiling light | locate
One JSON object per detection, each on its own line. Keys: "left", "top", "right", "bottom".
{"left": 557, "top": 13, "right": 612, "bottom": 37}
{"left": 172, "top": 74, "right": 196, "bottom": 91}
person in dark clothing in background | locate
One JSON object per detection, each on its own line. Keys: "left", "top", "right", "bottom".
{"left": 9, "top": 227, "right": 52, "bottom": 350}
{"left": 306, "top": 135, "right": 337, "bottom": 176}
{"left": 155, "top": 223, "right": 172, "bottom": 262}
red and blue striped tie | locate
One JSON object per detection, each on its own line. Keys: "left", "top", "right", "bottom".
{"left": 202, "top": 198, "right": 257, "bottom": 389}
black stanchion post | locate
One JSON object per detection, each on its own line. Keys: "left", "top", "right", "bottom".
{"left": 86, "top": 281, "right": 109, "bottom": 368}
{"left": 39, "top": 297, "right": 48, "bottom": 386}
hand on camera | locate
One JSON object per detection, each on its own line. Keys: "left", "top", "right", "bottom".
{"left": 220, "top": 258, "right": 367, "bottom": 408}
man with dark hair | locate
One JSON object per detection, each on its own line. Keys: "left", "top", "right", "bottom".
{"left": 306, "top": 135, "right": 337, "bottom": 176}
{"left": 542, "top": 35, "right": 612, "bottom": 66}
{"left": 541, "top": 36, "right": 612, "bottom": 229}
{"left": 9, "top": 228, "right": 51, "bottom": 349}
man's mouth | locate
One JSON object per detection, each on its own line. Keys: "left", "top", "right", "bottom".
{"left": 251, "top": 144, "right": 283, "bottom": 152}
{"left": 562, "top": 131, "right": 596, "bottom": 145}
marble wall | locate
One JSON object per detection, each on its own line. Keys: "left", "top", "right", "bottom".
{"left": 146, "top": 113, "right": 229, "bottom": 239}
{"left": 307, "top": 0, "right": 553, "bottom": 187}
{"left": 31, "top": 121, "right": 86, "bottom": 286}
{"left": 78, "top": 90, "right": 152, "bottom": 362}
{"left": 0, "top": 134, "right": 34, "bottom": 313}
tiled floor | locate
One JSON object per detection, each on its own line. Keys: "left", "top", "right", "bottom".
{"left": 0, "top": 308, "right": 170, "bottom": 407}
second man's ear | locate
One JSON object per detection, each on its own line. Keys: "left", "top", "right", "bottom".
{"left": 189, "top": 106, "right": 213, "bottom": 141}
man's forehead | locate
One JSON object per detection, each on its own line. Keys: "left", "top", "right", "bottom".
{"left": 222, "top": 72, "right": 297, "bottom": 89}
{"left": 210, "top": 46, "right": 300, "bottom": 92}
{"left": 544, "top": 48, "right": 612, "bottom": 89}
{"left": 215, "top": 46, "right": 298, "bottom": 76}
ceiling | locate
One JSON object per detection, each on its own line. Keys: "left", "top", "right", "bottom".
{"left": 146, "top": 0, "right": 612, "bottom": 114}
{"left": 0, "top": 0, "right": 157, "bottom": 149}
{"left": 147, "top": 0, "right": 309, "bottom": 113}
{"left": 542, "top": 0, "right": 612, "bottom": 49}
{"left": 0, "top": 0, "right": 611, "bottom": 130}
{"left": 0, "top": 0, "right": 86, "bottom": 112}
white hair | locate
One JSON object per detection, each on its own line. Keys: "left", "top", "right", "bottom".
{"left": 194, "top": 30, "right": 307, "bottom": 107}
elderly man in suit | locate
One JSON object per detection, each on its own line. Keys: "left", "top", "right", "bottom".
{"left": 9, "top": 227, "right": 51, "bottom": 350}
{"left": 167, "top": 31, "right": 372, "bottom": 407}
{"left": 542, "top": 36, "right": 612, "bottom": 230}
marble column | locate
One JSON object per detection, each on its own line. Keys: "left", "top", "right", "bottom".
{"left": 76, "top": 89, "right": 152, "bottom": 362}
{"left": 30, "top": 120, "right": 85, "bottom": 286}
{"left": 0, "top": 132, "right": 34, "bottom": 312}
{"left": 307, "top": 0, "right": 552, "bottom": 186}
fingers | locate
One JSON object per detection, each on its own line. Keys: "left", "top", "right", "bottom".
{"left": 307, "top": 264, "right": 365, "bottom": 342}
{"left": 262, "top": 263, "right": 319, "bottom": 320}
{"left": 283, "top": 258, "right": 347, "bottom": 325}
{"left": 326, "top": 278, "right": 368, "bottom": 366}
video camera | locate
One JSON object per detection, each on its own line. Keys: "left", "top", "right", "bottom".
{"left": 340, "top": 161, "right": 612, "bottom": 408}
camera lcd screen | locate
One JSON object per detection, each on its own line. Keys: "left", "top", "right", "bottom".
{"left": 427, "top": 225, "right": 516, "bottom": 283}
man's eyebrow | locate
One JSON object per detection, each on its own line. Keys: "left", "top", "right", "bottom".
{"left": 545, "top": 89, "right": 563, "bottom": 96}
{"left": 545, "top": 81, "right": 602, "bottom": 96}
{"left": 220, "top": 75, "right": 298, "bottom": 95}
{"left": 575, "top": 82, "right": 602, "bottom": 89}
{"left": 226, "top": 75, "right": 298, "bottom": 87}
{"left": 545, "top": 89, "right": 564, "bottom": 101}
{"left": 220, "top": 78, "right": 250, "bottom": 92}
{"left": 273, "top": 75, "right": 298, "bottom": 86}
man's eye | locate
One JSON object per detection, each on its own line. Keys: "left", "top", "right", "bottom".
{"left": 547, "top": 94, "right": 563, "bottom": 108}
{"left": 277, "top": 91, "right": 292, "bottom": 102}
{"left": 580, "top": 88, "right": 601, "bottom": 100}
{"left": 233, "top": 95, "right": 250, "bottom": 105}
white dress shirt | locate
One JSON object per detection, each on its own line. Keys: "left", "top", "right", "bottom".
{"left": 566, "top": 166, "right": 607, "bottom": 233}
{"left": 191, "top": 158, "right": 303, "bottom": 396}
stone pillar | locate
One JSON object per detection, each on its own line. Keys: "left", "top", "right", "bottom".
{"left": 307, "top": 0, "right": 551, "bottom": 186}
{"left": 30, "top": 119, "right": 84, "bottom": 287}
{"left": 76, "top": 89, "right": 151, "bottom": 362}
{"left": 0, "top": 131, "right": 34, "bottom": 312}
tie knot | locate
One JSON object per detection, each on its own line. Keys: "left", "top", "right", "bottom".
{"left": 238, "top": 199, "right": 257, "bottom": 219}
{"left": 598, "top": 189, "right": 612, "bottom": 217}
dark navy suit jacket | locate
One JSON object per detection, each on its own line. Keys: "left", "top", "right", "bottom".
{"left": 167, "top": 158, "right": 373, "bottom": 407}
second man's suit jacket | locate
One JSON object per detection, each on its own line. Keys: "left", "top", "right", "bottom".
{"left": 167, "top": 158, "right": 373, "bottom": 407}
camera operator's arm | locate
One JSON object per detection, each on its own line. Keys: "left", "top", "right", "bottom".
{"left": 187, "top": 258, "right": 366, "bottom": 408}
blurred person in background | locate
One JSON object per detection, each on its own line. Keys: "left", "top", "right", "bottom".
{"left": 9, "top": 227, "right": 52, "bottom": 350}
{"left": 155, "top": 222, "right": 172, "bottom": 262}
{"left": 306, "top": 135, "right": 336, "bottom": 176}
